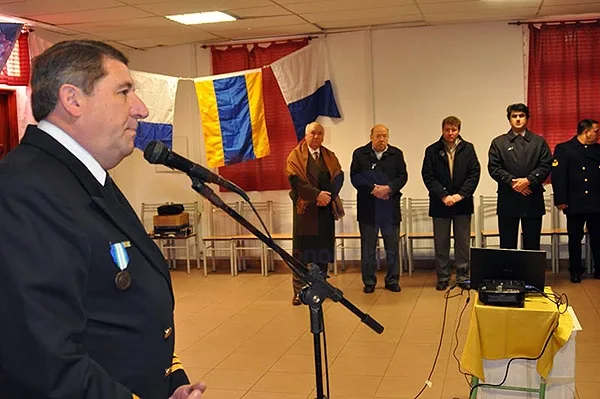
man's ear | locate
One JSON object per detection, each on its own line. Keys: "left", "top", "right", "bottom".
{"left": 57, "top": 84, "right": 84, "bottom": 117}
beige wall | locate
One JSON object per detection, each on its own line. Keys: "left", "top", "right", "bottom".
{"left": 111, "top": 22, "right": 532, "bottom": 245}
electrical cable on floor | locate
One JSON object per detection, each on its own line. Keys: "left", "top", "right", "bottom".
{"left": 450, "top": 288, "right": 473, "bottom": 387}
{"left": 413, "top": 283, "right": 464, "bottom": 399}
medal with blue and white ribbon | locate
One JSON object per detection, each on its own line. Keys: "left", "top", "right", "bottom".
{"left": 110, "top": 242, "right": 131, "bottom": 290}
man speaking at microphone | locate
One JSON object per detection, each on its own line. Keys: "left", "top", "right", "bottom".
{"left": 0, "top": 40, "right": 206, "bottom": 399}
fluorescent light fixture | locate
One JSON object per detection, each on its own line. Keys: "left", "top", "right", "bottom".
{"left": 166, "top": 11, "right": 236, "bottom": 25}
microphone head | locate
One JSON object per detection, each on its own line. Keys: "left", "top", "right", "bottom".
{"left": 144, "top": 141, "right": 169, "bottom": 164}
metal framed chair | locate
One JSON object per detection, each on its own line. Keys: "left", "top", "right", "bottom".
{"left": 231, "top": 200, "right": 274, "bottom": 276}
{"left": 202, "top": 200, "right": 240, "bottom": 276}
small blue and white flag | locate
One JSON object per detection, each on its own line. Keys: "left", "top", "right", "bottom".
{"left": 131, "top": 70, "right": 179, "bottom": 151}
{"left": 271, "top": 40, "right": 341, "bottom": 141}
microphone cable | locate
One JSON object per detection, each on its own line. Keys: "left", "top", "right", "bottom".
{"left": 451, "top": 288, "right": 473, "bottom": 388}
{"left": 413, "top": 282, "right": 465, "bottom": 399}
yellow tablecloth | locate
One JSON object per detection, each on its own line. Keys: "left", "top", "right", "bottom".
{"left": 460, "top": 288, "right": 573, "bottom": 381}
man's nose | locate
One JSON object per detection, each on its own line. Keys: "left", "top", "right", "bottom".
{"left": 131, "top": 93, "right": 149, "bottom": 119}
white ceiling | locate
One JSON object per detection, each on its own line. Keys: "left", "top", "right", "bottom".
{"left": 0, "top": 0, "right": 599, "bottom": 50}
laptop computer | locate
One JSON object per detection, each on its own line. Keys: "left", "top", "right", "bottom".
{"left": 470, "top": 247, "right": 546, "bottom": 291}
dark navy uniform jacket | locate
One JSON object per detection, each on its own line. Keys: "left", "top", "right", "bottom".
{"left": 488, "top": 130, "right": 552, "bottom": 217}
{"left": 0, "top": 126, "right": 188, "bottom": 399}
{"left": 551, "top": 135, "right": 600, "bottom": 215}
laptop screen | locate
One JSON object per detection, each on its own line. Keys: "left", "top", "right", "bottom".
{"left": 470, "top": 247, "right": 547, "bottom": 291}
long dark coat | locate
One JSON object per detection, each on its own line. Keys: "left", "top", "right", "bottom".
{"left": 350, "top": 143, "right": 408, "bottom": 225}
{"left": 488, "top": 129, "right": 552, "bottom": 217}
{"left": 288, "top": 147, "right": 343, "bottom": 265}
{"left": 421, "top": 137, "right": 481, "bottom": 218}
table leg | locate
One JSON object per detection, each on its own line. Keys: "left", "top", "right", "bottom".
{"left": 470, "top": 376, "right": 478, "bottom": 399}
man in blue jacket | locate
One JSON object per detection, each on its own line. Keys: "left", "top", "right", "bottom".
{"left": 351, "top": 124, "right": 408, "bottom": 293}
{"left": 422, "top": 116, "right": 480, "bottom": 290}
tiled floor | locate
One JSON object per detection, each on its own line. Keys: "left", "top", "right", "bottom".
{"left": 171, "top": 264, "right": 600, "bottom": 399}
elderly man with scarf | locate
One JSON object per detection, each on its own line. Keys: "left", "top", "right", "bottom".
{"left": 285, "top": 122, "right": 344, "bottom": 306}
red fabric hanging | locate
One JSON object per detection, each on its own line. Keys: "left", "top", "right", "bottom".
{"left": 0, "top": 31, "right": 30, "bottom": 86}
{"left": 210, "top": 39, "right": 308, "bottom": 192}
{"left": 527, "top": 23, "right": 600, "bottom": 152}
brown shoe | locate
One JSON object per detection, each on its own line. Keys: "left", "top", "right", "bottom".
{"left": 292, "top": 293, "right": 302, "bottom": 306}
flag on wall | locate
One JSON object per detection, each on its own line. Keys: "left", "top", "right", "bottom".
{"left": 131, "top": 70, "right": 179, "bottom": 151}
{"left": 0, "top": 23, "right": 22, "bottom": 72}
{"left": 270, "top": 40, "right": 341, "bottom": 141}
{"left": 194, "top": 69, "right": 270, "bottom": 168}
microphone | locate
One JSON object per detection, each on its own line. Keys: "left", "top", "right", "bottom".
{"left": 143, "top": 141, "right": 249, "bottom": 201}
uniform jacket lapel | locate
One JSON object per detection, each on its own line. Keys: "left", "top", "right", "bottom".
{"left": 21, "top": 126, "right": 171, "bottom": 285}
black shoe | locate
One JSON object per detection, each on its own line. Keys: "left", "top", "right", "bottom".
{"left": 384, "top": 283, "right": 401, "bottom": 292}
{"left": 363, "top": 285, "right": 375, "bottom": 294}
{"left": 436, "top": 281, "right": 449, "bottom": 291}
{"left": 292, "top": 293, "right": 302, "bottom": 306}
{"left": 594, "top": 270, "right": 600, "bottom": 279}
{"left": 458, "top": 281, "right": 471, "bottom": 290}
{"left": 570, "top": 274, "right": 582, "bottom": 283}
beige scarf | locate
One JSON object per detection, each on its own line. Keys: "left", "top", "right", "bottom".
{"left": 285, "top": 140, "right": 345, "bottom": 220}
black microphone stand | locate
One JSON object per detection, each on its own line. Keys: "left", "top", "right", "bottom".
{"left": 190, "top": 178, "right": 384, "bottom": 399}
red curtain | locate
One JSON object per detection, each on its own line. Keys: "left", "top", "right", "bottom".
{"left": 0, "top": 31, "right": 30, "bottom": 86}
{"left": 528, "top": 23, "right": 600, "bottom": 152}
{"left": 211, "top": 39, "right": 308, "bottom": 191}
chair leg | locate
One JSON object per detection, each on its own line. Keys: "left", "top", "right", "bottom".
{"left": 230, "top": 240, "right": 236, "bottom": 276}
{"left": 551, "top": 234, "right": 558, "bottom": 274}
{"left": 399, "top": 236, "right": 403, "bottom": 277}
{"left": 211, "top": 241, "right": 216, "bottom": 272}
{"left": 403, "top": 237, "right": 411, "bottom": 277}
{"left": 333, "top": 238, "right": 338, "bottom": 275}
{"left": 202, "top": 241, "right": 208, "bottom": 277}
{"left": 195, "top": 235, "right": 201, "bottom": 270}
{"left": 340, "top": 238, "right": 346, "bottom": 272}
{"left": 185, "top": 239, "right": 191, "bottom": 274}
{"left": 408, "top": 239, "right": 414, "bottom": 276}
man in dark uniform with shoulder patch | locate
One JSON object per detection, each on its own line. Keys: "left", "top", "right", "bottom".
{"left": 552, "top": 118, "right": 600, "bottom": 283}
{"left": 488, "top": 103, "right": 552, "bottom": 250}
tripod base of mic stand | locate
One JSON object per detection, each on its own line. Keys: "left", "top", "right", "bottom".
{"left": 300, "top": 267, "right": 331, "bottom": 399}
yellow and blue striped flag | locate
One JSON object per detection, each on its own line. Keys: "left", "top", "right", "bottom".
{"left": 194, "top": 69, "right": 270, "bottom": 168}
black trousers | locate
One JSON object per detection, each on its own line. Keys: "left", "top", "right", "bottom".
{"left": 359, "top": 222, "right": 400, "bottom": 287}
{"left": 566, "top": 213, "right": 600, "bottom": 276}
{"left": 498, "top": 216, "right": 542, "bottom": 250}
